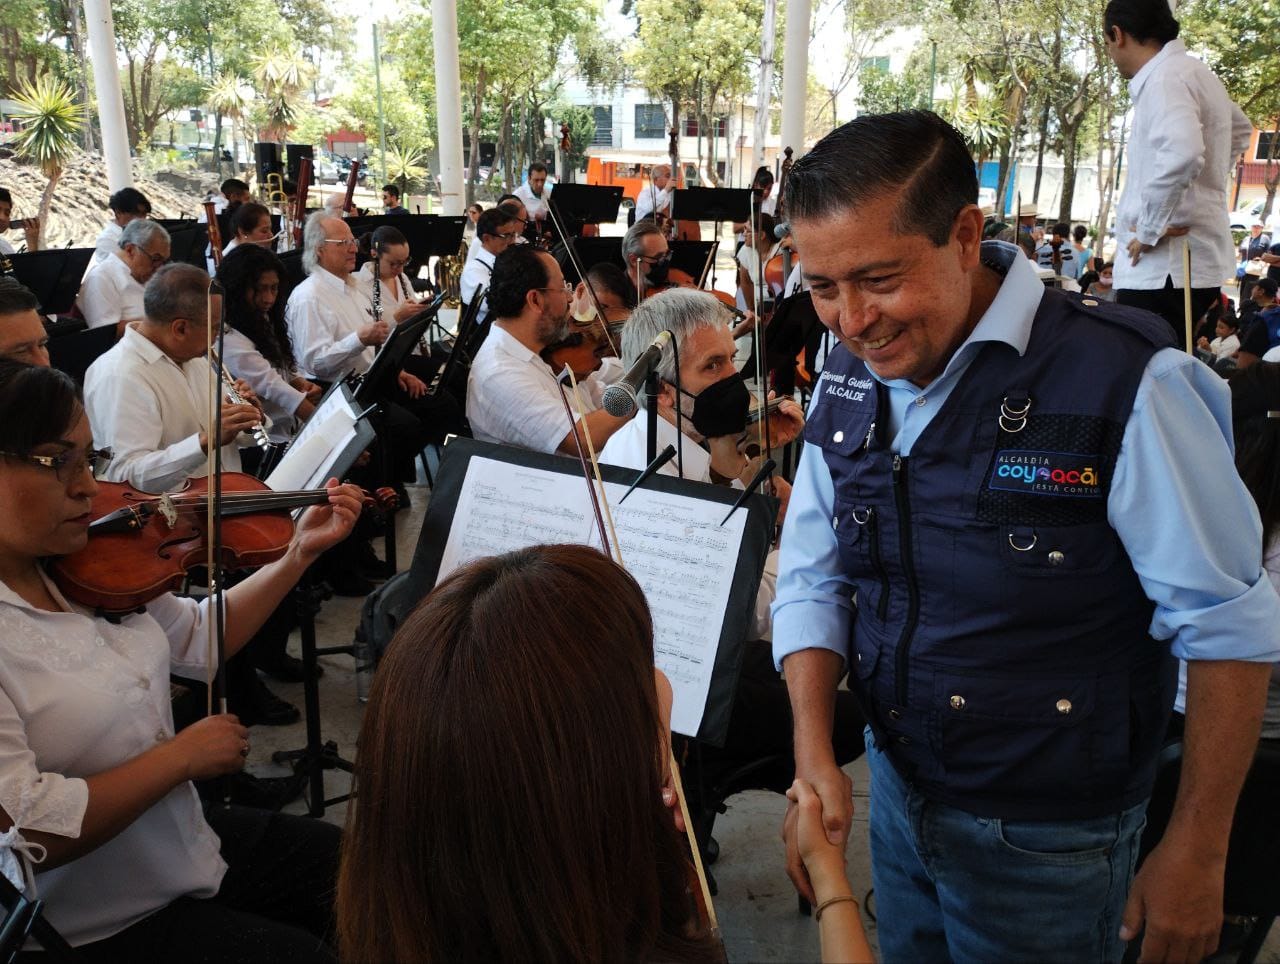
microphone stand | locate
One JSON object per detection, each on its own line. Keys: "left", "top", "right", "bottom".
{"left": 646, "top": 371, "right": 660, "bottom": 465}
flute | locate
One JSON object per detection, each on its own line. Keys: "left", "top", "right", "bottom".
{"left": 210, "top": 350, "right": 274, "bottom": 449}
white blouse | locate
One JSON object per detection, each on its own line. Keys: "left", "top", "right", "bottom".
{"left": 0, "top": 573, "right": 225, "bottom": 946}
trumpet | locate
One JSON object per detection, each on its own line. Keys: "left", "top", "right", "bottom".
{"left": 210, "top": 350, "right": 274, "bottom": 450}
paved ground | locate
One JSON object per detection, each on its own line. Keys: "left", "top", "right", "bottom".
{"left": 248, "top": 481, "right": 1277, "bottom": 963}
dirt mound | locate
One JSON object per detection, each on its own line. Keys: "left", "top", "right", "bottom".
{"left": 0, "top": 151, "right": 221, "bottom": 250}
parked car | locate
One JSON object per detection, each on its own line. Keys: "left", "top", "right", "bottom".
{"left": 1229, "top": 198, "right": 1280, "bottom": 232}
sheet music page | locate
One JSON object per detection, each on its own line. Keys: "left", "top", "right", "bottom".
{"left": 595, "top": 482, "right": 748, "bottom": 737}
{"left": 436, "top": 457, "right": 596, "bottom": 577}
{"left": 436, "top": 455, "right": 748, "bottom": 737}
{"left": 264, "top": 387, "right": 363, "bottom": 492}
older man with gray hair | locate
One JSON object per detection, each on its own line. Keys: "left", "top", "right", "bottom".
{"left": 285, "top": 212, "right": 389, "bottom": 382}
{"left": 620, "top": 218, "right": 671, "bottom": 299}
{"left": 600, "top": 287, "right": 803, "bottom": 487}
{"left": 76, "top": 218, "right": 170, "bottom": 336}
{"left": 633, "top": 163, "right": 674, "bottom": 224}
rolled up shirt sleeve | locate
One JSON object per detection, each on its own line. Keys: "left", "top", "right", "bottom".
{"left": 1109, "top": 348, "right": 1280, "bottom": 663}
{"left": 770, "top": 438, "right": 856, "bottom": 671}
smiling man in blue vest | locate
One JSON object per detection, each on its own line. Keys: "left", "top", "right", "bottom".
{"left": 772, "top": 110, "right": 1280, "bottom": 963}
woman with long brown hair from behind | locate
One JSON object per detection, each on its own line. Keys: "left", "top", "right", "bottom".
{"left": 337, "top": 544, "right": 722, "bottom": 963}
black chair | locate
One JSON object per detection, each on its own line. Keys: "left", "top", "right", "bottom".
{"left": 47, "top": 325, "right": 117, "bottom": 386}
{"left": 1129, "top": 736, "right": 1280, "bottom": 963}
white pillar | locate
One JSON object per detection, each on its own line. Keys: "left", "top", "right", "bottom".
{"left": 779, "top": 0, "right": 812, "bottom": 162}
{"left": 431, "top": 0, "right": 466, "bottom": 217}
{"left": 82, "top": 0, "right": 132, "bottom": 192}
{"left": 751, "top": 0, "right": 777, "bottom": 176}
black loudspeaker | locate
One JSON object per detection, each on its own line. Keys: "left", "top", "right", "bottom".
{"left": 286, "top": 144, "right": 315, "bottom": 184}
{"left": 255, "top": 142, "right": 282, "bottom": 187}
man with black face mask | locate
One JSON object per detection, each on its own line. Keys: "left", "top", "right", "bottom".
{"left": 621, "top": 219, "right": 672, "bottom": 298}
{"left": 466, "top": 244, "right": 629, "bottom": 455}
{"left": 599, "top": 287, "right": 804, "bottom": 489}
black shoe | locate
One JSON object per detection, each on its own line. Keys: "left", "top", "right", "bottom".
{"left": 255, "top": 653, "right": 320, "bottom": 684}
{"left": 327, "top": 568, "right": 376, "bottom": 597}
{"left": 239, "top": 679, "right": 301, "bottom": 727}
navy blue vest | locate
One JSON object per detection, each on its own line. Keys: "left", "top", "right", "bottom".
{"left": 804, "top": 287, "right": 1179, "bottom": 820}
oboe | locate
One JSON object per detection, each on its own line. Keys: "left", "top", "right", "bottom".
{"left": 209, "top": 350, "right": 274, "bottom": 450}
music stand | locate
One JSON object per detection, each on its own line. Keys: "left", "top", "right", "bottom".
{"left": 346, "top": 214, "right": 467, "bottom": 263}
{"left": 277, "top": 249, "right": 307, "bottom": 291}
{"left": 165, "top": 224, "right": 210, "bottom": 269}
{"left": 6, "top": 248, "right": 94, "bottom": 316}
{"left": 269, "top": 382, "right": 378, "bottom": 817}
{"left": 406, "top": 437, "right": 776, "bottom": 747}
{"left": 670, "top": 187, "right": 755, "bottom": 224}
{"left": 548, "top": 185, "right": 624, "bottom": 228}
{"left": 572, "top": 237, "right": 624, "bottom": 274}
{"left": 352, "top": 293, "right": 445, "bottom": 407}
{"left": 669, "top": 240, "right": 717, "bottom": 285}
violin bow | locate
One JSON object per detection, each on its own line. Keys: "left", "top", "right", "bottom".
{"left": 554, "top": 367, "right": 721, "bottom": 941}
{"left": 204, "top": 280, "right": 231, "bottom": 720}
{"left": 748, "top": 197, "right": 774, "bottom": 465}
{"left": 545, "top": 198, "right": 619, "bottom": 357}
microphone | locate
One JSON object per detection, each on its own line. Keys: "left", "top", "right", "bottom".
{"left": 773, "top": 221, "right": 790, "bottom": 240}
{"left": 601, "top": 330, "right": 672, "bottom": 417}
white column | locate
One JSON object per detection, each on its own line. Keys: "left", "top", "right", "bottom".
{"left": 779, "top": 0, "right": 812, "bottom": 161}
{"left": 431, "top": 0, "right": 466, "bottom": 216}
{"left": 751, "top": 0, "right": 777, "bottom": 175}
{"left": 82, "top": 0, "right": 132, "bottom": 192}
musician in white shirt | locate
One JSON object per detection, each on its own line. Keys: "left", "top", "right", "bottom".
{"left": 466, "top": 245, "right": 626, "bottom": 455}
{"left": 354, "top": 225, "right": 424, "bottom": 326}
{"left": 1104, "top": 0, "right": 1252, "bottom": 348}
{"left": 512, "top": 163, "right": 552, "bottom": 225}
{"left": 84, "top": 263, "right": 263, "bottom": 493}
{"left": 0, "top": 359, "right": 361, "bottom": 957}
{"left": 633, "top": 164, "right": 673, "bottom": 224}
{"left": 459, "top": 208, "right": 521, "bottom": 320}
{"left": 76, "top": 219, "right": 170, "bottom": 336}
{"left": 90, "top": 187, "right": 152, "bottom": 267}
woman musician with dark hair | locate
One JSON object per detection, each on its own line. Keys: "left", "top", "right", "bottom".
{"left": 0, "top": 359, "right": 361, "bottom": 960}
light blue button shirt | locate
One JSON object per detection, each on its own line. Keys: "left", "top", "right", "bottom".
{"left": 772, "top": 244, "right": 1280, "bottom": 708}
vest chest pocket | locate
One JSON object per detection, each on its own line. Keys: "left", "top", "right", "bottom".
{"left": 998, "top": 523, "right": 1124, "bottom": 578}
{"left": 832, "top": 499, "right": 890, "bottom": 623}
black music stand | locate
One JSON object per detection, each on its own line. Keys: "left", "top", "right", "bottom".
{"left": 270, "top": 384, "right": 377, "bottom": 817}
{"left": 347, "top": 214, "right": 467, "bottom": 265}
{"left": 548, "top": 185, "right": 624, "bottom": 231}
{"left": 407, "top": 437, "right": 776, "bottom": 747}
{"left": 0, "top": 871, "right": 78, "bottom": 963}
{"left": 7, "top": 248, "right": 94, "bottom": 316}
{"left": 669, "top": 240, "right": 718, "bottom": 286}
{"left": 670, "top": 187, "right": 754, "bottom": 225}
{"left": 47, "top": 325, "right": 116, "bottom": 386}
{"left": 352, "top": 294, "right": 444, "bottom": 407}
{"left": 166, "top": 224, "right": 211, "bottom": 269}
{"left": 570, "top": 237, "right": 624, "bottom": 276}
{"left": 276, "top": 249, "right": 307, "bottom": 292}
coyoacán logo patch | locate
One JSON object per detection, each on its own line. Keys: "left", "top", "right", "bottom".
{"left": 988, "top": 449, "right": 1103, "bottom": 498}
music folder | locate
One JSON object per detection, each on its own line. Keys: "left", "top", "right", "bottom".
{"left": 397, "top": 437, "right": 777, "bottom": 747}
{"left": 353, "top": 292, "right": 445, "bottom": 407}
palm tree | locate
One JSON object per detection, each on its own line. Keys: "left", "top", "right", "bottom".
{"left": 207, "top": 74, "right": 253, "bottom": 180}
{"left": 384, "top": 141, "right": 430, "bottom": 196}
{"left": 11, "top": 75, "right": 85, "bottom": 236}
{"left": 251, "top": 49, "right": 314, "bottom": 146}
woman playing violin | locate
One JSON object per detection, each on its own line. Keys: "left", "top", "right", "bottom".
{"left": 0, "top": 360, "right": 361, "bottom": 960}
{"left": 338, "top": 544, "right": 722, "bottom": 964}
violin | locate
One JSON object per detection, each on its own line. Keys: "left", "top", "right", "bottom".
{"left": 50, "top": 473, "right": 340, "bottom": 616}
{"left": 541, "top": 311, "right": 627, "bottom": 380}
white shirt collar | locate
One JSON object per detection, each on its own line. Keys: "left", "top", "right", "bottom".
{"left": 311, "top": 266, "right": 354, "bottom": 293}
{"left": 1129, "top": 39, "right": 1186, "bottom": 101}
{"left": 120, "top": 323, "right": 178, "bottom": 367}
{"left": 490, "top": 322, "right": 542, "bottom": 365}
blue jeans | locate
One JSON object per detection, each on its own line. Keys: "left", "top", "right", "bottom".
{"left": 865, "top": 726, "right": 1148, "bottom": 963}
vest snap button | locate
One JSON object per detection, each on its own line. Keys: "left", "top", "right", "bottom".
{"left": 1056, "top": 699, "right": 1073, "bottom": 714}
{"left": 949, "top": 694, "right": 966, "bottom": 710}
{"left": 1082, "top": 298, "right": 1099, "bottom": 307}
{"left": 1048, "top": 550, "right": 1065, "bottom": 566}
{"left": 856, "top": 652, "right": 862, "bottom": 662}
{"left": 833, "top": 430, "right": 845, "bottom": 443}
{"left": 888, "top": 708, "right": 902, "bottom": 720}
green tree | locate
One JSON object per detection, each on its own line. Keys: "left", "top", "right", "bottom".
{"left": 11, "top": 74, "right": 84, "bottom": 230}
{"left": 1183, "top": 0, "right": 1280, "bottom": 218}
